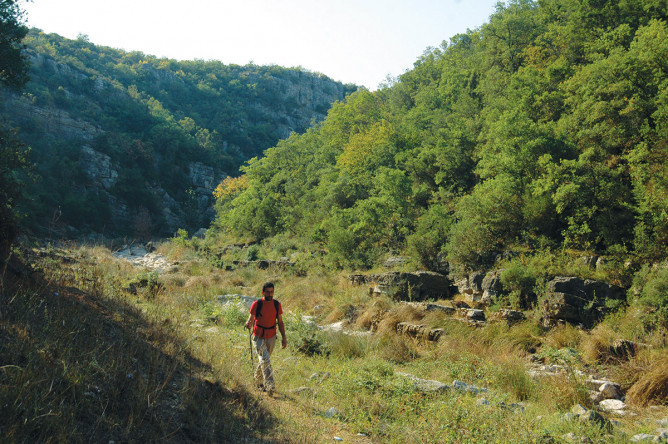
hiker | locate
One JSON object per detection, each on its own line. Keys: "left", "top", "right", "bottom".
{"left": 245, "top": 282, "right": 287, "bottom": 395}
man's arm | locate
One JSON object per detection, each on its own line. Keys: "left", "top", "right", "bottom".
{"left": 245, "top": 313, "right": 255, "bottom": 330}
{"left": 277, "top": 313, "right": 287, "bottom": 348}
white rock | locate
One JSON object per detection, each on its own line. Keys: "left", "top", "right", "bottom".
{"left": 589, "top": 390, "right": 604, "bottom": 404}
{"left": 396, "top": 372, "right": 449, "bottom": 392}
{"left": 453, "top": 380, "right": 468, "bottom": 391}
{"left": 325, "top": 407, "right": 339, "bottom": 418}
{"left": 561, "top": 432, "right": 578, "bottom": 442}
{"left": 631, "top": 434, "right": 655, "bottom": 442}
{"left": 599, "top": 399, "right": 627, "bottom": 411}
{"left": 572, "top": 404, "right": 588, "bottom": 415}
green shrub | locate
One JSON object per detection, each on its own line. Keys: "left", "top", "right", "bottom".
{"left": 500, "top": 261, "right": 538, "bottom": 309}
{"left": 284, "top": 312, "right": 328, "bottom": 356}
{"left": 203, "top": 299, "right": 247, "bottom": 328}
{"left": 632, "top": 264, "right": 668, "bottom": 329}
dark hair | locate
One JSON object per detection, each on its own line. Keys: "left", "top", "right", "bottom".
{"left": 262, "top": 282, "right": 274, "bottom": 292}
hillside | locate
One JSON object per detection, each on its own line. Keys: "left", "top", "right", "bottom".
{"left": 1, "top": 0, "right": 667, "bottom": 441}
{"left": 210, "top": 0, "right": 668, "bottom": 275}
{"left": 1, "top": 29, "right": 357, "bottom": 237}
{"left": 1, "top": 240, "right": 666, "bottom": 442}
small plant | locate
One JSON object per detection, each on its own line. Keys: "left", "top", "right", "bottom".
{"left": 173, "top": 228, "right": 190, "bottom": 246}
{"left": 284, "top": 312, "right": 328, "bottom": 356}
{"left": 632, "top": 264, "right": 668, "bottom": 330}
{"left": 125, "top": 271, "right": 164, "bottom": 300}
{"left": 202, "top": 299, "right": 247, "bottom": 328}
{"left": 500, "top": 261, "right": 538, "bottom": 309}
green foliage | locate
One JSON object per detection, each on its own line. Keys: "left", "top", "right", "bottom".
{"left": 172, "top": 228, "right": 190, "bottom": 246}
{"left": 0, "top": 125, "right": 30, "bottom": 260}
{"left": 125, "top": 271, "right": 164, "bottom": 300}
{"left": 0, "top": 0, "right": 30, "bottom": 260}
{"left": 1, "top": 29, "right": 355, "bottom": 235}
{"left": 0, "top": 0, "right": 29, "bottom": 89}
{"left": 407, "top": 204, "right": 452, "bottom": 270}
{"left": 208, "top": 0, "right": 668, "bottom": 270}
{"left": 632, "top": 264, "right": 668, "bottom": 329}
{"left": 284, "top": 312, "right": 328, "bottom": 356}
{"left": 203, "top": 299, "right": 247, "bottom": 328}
{"left": 500, "top": 261, "right": 539, "bottom": 309}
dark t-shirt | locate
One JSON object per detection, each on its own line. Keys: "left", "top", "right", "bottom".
{"left": 250, "top": 298, "right": 283, "bottom": 338}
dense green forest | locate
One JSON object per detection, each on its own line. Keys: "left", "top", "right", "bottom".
{"left": 1, "top": 29, "right": 356, "bottom": 235}
{"left": 212, "top": 0, "right": 667, "bottom": 272}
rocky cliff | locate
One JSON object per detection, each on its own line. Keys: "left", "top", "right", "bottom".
{"left": 2, "top": 30, "right": 358, "bottom": 237}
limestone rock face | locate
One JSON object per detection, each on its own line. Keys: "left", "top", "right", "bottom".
{"left": 80, "top": 146, "right": 118, "bottom": 190}
{"left": 541, "top": 276, "right": 626, "bottom": 326}
{"left": 3, "top": 49, "right": 355, "bottom": 237}
{"left": 351, "top": 271, "right": 450, "bottom": 301}
{"left": 189, "top": 162, "right": 219, "bottom": 194}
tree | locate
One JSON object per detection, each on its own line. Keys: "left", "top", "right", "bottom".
{"left": 0, "top": 0, "right": 30, "bottom": 265}
{"left": 0, "top": 0, "right": 29, "bottom": 89}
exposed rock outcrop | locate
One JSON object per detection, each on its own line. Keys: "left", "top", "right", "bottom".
{"left": 540, "top": 276, "right": 625, "bottom": 327}
{"left": 350, "top": 271, "right": 450, "bottom": 301}
{"left": 80, "top": 146, "right": 118, "bottom": 190}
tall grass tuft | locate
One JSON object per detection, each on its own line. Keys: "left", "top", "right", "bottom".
{"left": 626, "top": 356, "right": 668, "bottom": 407}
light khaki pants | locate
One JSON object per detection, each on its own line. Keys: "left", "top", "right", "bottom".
{"left": 253, "top": 335, "right": 276, "bottom": 390}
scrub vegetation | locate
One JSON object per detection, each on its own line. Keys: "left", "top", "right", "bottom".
{"left": 1, "top": 241, "right": 665, "bottom": 442}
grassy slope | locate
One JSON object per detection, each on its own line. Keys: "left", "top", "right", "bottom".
{"left": 1, "top": 242, "right": 666, "bottom": 443}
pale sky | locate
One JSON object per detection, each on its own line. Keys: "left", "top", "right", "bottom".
{"left": 21, "top": 0, "right": 501, "bottom": 90}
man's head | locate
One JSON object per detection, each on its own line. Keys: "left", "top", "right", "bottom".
{"left": 262, "top": 282, "right": 275, "bottom": 300}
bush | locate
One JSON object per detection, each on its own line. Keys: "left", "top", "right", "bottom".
{"left": 203, "top": 299, "right": 247, "bottom": 328}
{"left": 284, "top": 312, "right": 328, "bottom": 356}
{"left": 632, "top": 264, "right": 668, "bottom": 329}
{"left": 500, "top": 261, "right": 538, "bottom": 309}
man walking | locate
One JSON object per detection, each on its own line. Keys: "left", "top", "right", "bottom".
{"left": 245, "top": 282, "right": 287, "bottom": 396}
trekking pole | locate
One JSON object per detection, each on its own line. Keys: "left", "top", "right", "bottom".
{"left": 248, "top": 328, "right": 254, "bottom": 372}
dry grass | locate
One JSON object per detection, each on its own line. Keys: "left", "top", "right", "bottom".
{"left": 0, "top": 248, "right": 273, "bottom": 442}
{"left": 6, "top": 240, "right": 667, "bottom": 442}
{"left": 355, "top": 299, "right": 392, "bottom": 331}
{"left": 582, "top": 323, "right": 617, "bottom": 364}
{"left": 375, "top": 303, "right": 424, "bottom": 337}
{"left": 626, "top": 355, "right": 668, "bottom": 407}
{"left": 543, "top": 324, "right": 584, "bottom": 350}
{"left": 537, "top": 373, "right": 592, "bottom": 410}
{"left": 378, "top": 333, "right": 419, "bottom": 363}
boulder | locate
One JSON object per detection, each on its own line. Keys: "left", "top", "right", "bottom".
{"left": 609, "top": 339, "right": 638, "bottom": 361}
{"left": 396, "top": 372, "right": 449, "bottom": 393}
{"left": 488, "top": 309, "right": 526, "bottom": 325}
{"left": 453, "top": 272, "right": 484, "bottom": 301}
{"left": 599, "top": 382, "right": 623, "bottom": 400}
{"left": 396, "top": 322, "right": 444, "bottom": 341}
{"left": 399, "top": 301, "right": 456, "bottom": 316}
{"left": 217, "top": 294, "right": 256, "bottom": 308}
{"left": 481, "top": 270, "right": 504, "bottom": 303}
{"left": 351, "top": 271, "right": 450, "bottom": 301}
{"left": 541, "top": 276, "right": 626, "bottom": 327}
{"left": 599, "top": 399, "right": 627, "bottom": 412}
{"left": 579, "top": 410, "right": 613, "bottom": 432}
{"left": 465, "top": 309, "right": 486, "bottom": 321}
{"left": 384, "top": 256, "right": 409, "bottom": 268}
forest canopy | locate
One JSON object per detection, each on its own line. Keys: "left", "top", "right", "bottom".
{"left": 211, "top": 0, "right": 668, "bottom": 270}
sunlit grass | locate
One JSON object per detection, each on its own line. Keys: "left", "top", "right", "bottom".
{"left": 2, "top": 241, "right": 666, "bottom": 442}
